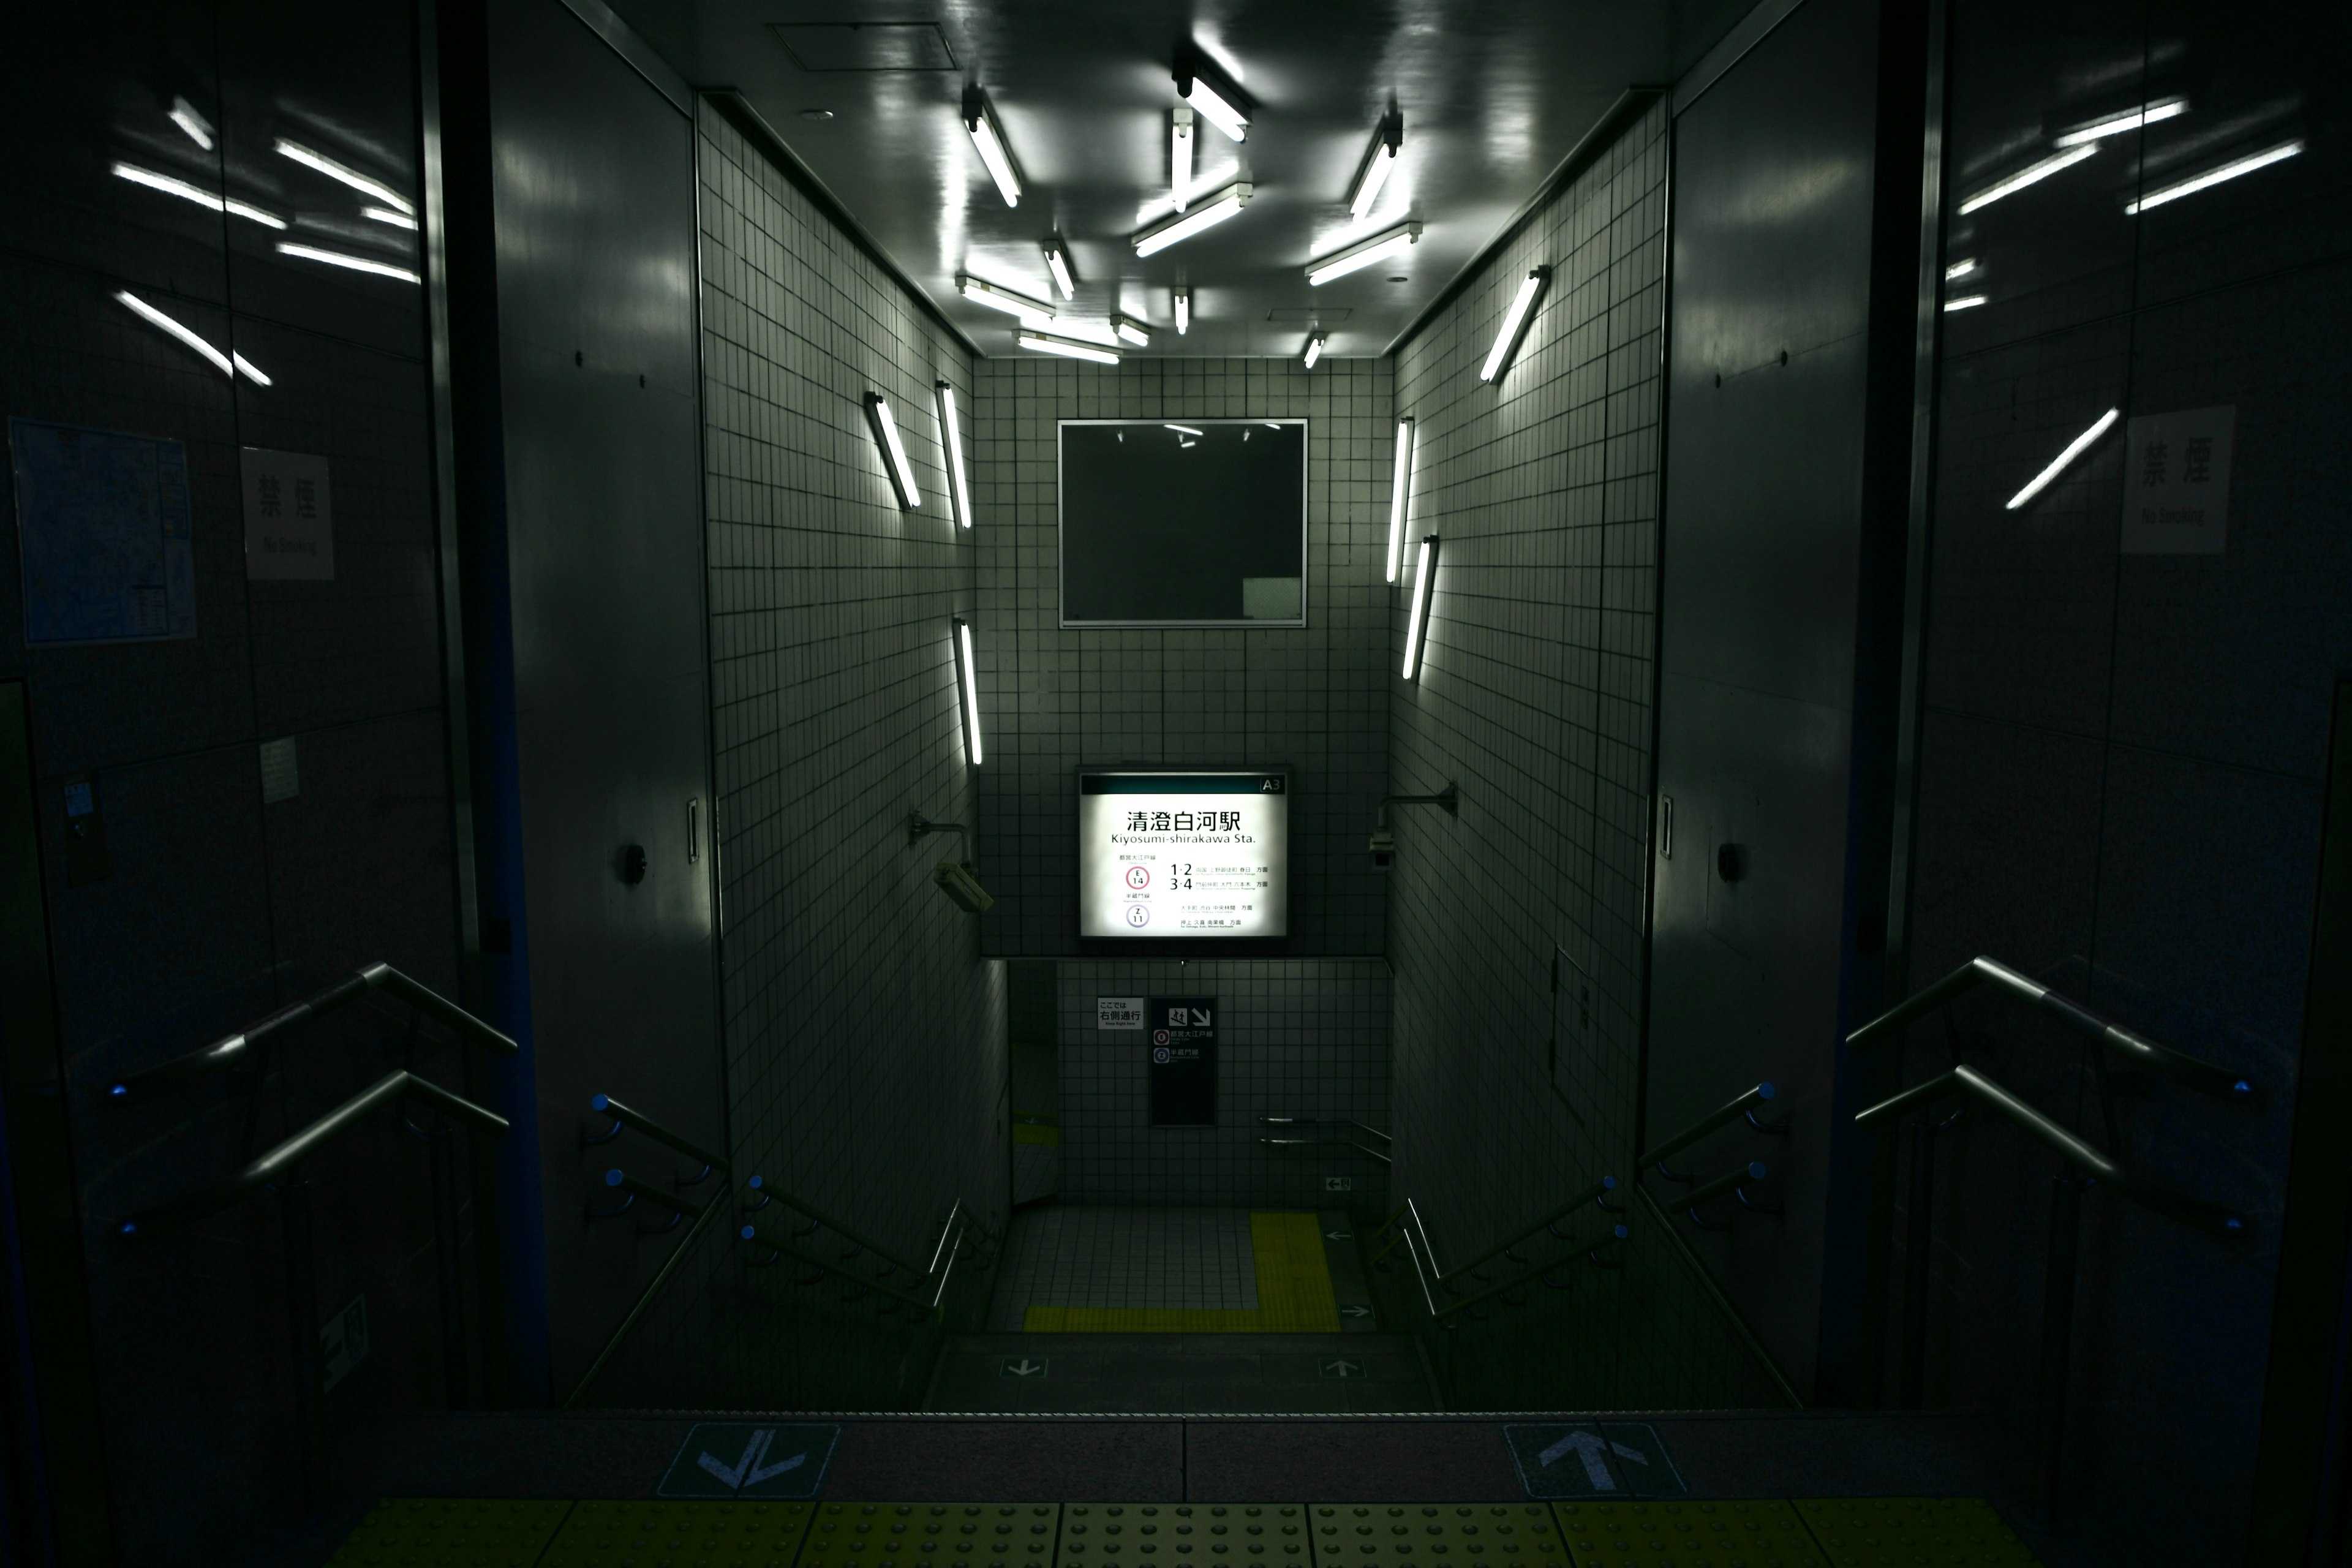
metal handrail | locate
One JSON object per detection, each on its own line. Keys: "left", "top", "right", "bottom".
{"left": 585, "top": 1094, "right": 727, "bottom": 1172}
{"left": 737, "top": 1213, "right": 976, "bottom": 1317}
{"left": 1261, "top": 1115, "right": 1390, "bottom": 1142}
{"left": 741, "top": 1174, "right": 969, "bottom": 1283}
{"left": 1412, "top": 1220, "right": 1632, "bottom": 1324}
{"left": 563, "top": 1189, "right": 733, "bottom": 1409}
{"left": 1371, "top": 1081, "right": 1776, "bottom": 1280}
{"left": 1847, "top": 955, "right": 2253, "bottom": 1099}
{"left": 108, "top": 962, "right": 518, "bottom": 1101}
{"left": 1259, "top": 1117, "right": 1393, "bottom": 1165}
{"left": 1855, "top": 1063, "right": 2249, "bottom": 1238}
{"left": 116, "top": 1069, "right": 508, "bottom": 1237}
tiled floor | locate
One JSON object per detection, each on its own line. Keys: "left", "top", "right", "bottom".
{"left": 989, "top": 1208, "right": 1262, "bottom": 1327}
{"left": 922, "top": 1332, "right": 1438, "bottom": 1414}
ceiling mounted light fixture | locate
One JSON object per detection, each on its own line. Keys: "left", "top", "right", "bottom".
{"left": 2005, "top": 407, "right": 2119, "bottom": 510}
{"left": 1042, "top": 237, "right": 1076, "bottom": 300}
{"left": 1480, "top": 266, "right": 1549, "bottom": 383}
{"left": 170, "top": 96, "right": 214, "bottom": 151}
{"left": 957, "top": 273, "right": 1054, "bottom": 325}
{"left": 1170, "top": 105, "right": 1195, "bottom": 211}
{"left": 936, "top": 381, "right": 972, "bottom": 529}
{"left": 962, "top": 86, "right": 1023, "bottom": 208}
{"left": 1386, "top": 418, "right": 1414, "bottom": 584}
{"left": 1174, "top": 51, "right": 1250, "bottom": 143}
{"left": 1401, "top": 535, "right": 1441, "bottom": 680}
{"left": 1114, "top": 315, "right": 1151, "bottom": 347}
{"left": 952, "top": 617, "right": 984, "bottom": 766}
{"left": 2054, "top": 97, "right": 2187, "bottom": 148}
{"left": 1017, "top": 330, "right": 1121, "bottom": 365}
{"left": 1306, "top": 221, "right": 1421, "bottom": 286}
{"left": 1133, "top": 181, "right": 1253, "bottom": 257}
{"left": 275, "top": 138, "right": 413, "bottom": 215}
{"left": 1302, "top": 332, "right": 1325, "bottom": 369}
{"left": 2127, "top": 139, "right": 2304, "bottom": 213}
{"left": 1958, "top": 145, "right": 2098, "bottom": 214}
{"left": 1173, "top": 287, "right": 1191, "bottom": 335}
{"left": 1350, "top": 111, "right": 1403, "bottom": 219}
{"left": 864, "top": 392, "right": 921, "bottom": 510}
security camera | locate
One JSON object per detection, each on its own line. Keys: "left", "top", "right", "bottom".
{"left": 1367, "top": 828, "right": 1396, "bottom": 870}
{"left": 933, "top": 860, "right": 995, "bottom": 913}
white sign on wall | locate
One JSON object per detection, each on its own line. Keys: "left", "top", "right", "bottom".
{"left": 2120, "top": 406, "right": 2234, "bottom": 556}
{"left": 1097, "top": 997, "right": 1145, "bottom": 1030}
{"left": 1077, "top": 771, "right": 1289, "bottom": 938}
{"left": 241, "top": 447, "right": 334, "bottom": 579}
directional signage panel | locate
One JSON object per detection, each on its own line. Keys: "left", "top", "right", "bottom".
{"left": 658, "top": 1422, "right": 840, "bottom": 1499}
{"left": 1502, "top": 1422, "right": 1686, "bottom": 1499}
{"left": 1147, "top": 997, "right": 1218, "bottom": 1127}
{"left": 1077, "top": 770, "right": 1288, "bottom": 937}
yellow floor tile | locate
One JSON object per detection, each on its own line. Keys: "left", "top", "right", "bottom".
{"left": 1555, "top": 1500, "right": 1823, "bottom": 1568}
{"left": 539, "top": 1499, "right": 811, "bottom": 1565}
{"left": 1063, "top": 1502, "right": 1308, "bottom": 1565}
{"left": 798, "top": 1502, "right": 1060, "bottom": 1568}
{"left": 326, "top": 1498, "right": 572, "bottom": 1567}
{"left": 1308, "top": 1503, "right": 1566, "bottom": 1566}
{"left": 1792, "top": 1500, "right": 2038, "bottom": 1567}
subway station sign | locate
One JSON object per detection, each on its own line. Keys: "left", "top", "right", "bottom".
{"left": 1077, "top": 769, "right": 1287, "bottom": 938}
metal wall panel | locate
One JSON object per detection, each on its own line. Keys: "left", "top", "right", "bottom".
{"left": 487, "top": 0, "right": 718, "bottom": 1397}
{"left": 1648, "top": 0, "right": 1887, "bottom": 1398}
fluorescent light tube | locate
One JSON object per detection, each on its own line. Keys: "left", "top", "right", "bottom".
{"left": 362, "top": 205, "right": 418, "bottom": 230}
{"left": 1017, "top": 330, "right": 1121, "bottom": 365}
{"left": 276, "top": 242, "right": 421, "bottom": 283}
{"left": 1386, "top": 418, "right": 1414, "bottom": 584}
{"left": 1401, "top": 535, "right": 1439, "bottom": 679}
{"left": 113, "top": 163, "right": 285, "bottom": 228}
{"left": 962, "top": 89, "right": 1022, "bottom": 208}
{"left": 1173, "top": 288, "right": 1191, "bottom": 335}
{"left": 1171, "top": 106, "right": 1194, "bottom": 211}
{"left": 953, "top": 617, "right": 984, "bottom": 764}
{"left": 1133, "top": 181, "right": 1252, "bottom": 257}
{"left": 1350, "top": 115, "right": 1403, "bottom": 219}
{"left": 2054, "top": 97, "right": 2186, "bottom": 148}
{"left": 2005, "top": 407, "right": 2119, "bottom": 510}
{"left": 1043, "top": 238, "right": 1075, "bottom": 300}
{"left": 1958, "top": 145, "right": 2098, "bottom": 214}
{"left": 1165, "top": 424, "right": 1205, "bottom": 437}
{"left": 115, "top": 290, "right": 269, "bottom": 383}
{"left": 864, "top": 391, "right": 921, "bottom": 510}
{"left": 1944, "top": 294, "right": 1988, "bottom": 312}
{"left": 1114, "top": 315, "right": 1150, "bottom": 347}
{"left": 956, "top": 274, "right": 1054, "bottom": 324}
{"left": 1177, "top": 67, "right": 1249, "bottom": 142}
{"left": 170, "top": 96, "right": 214, "bottom": 151}
{"left": 1302, "top": 333, "right": 1325, "bottom": 368}
{"left": 1944, "top": 257, "right": 1978, "bottom": 281}
{"left": 1480, "top": 266, "right": 1548, "bottom": 383}
{"left": 2127, "top": 140, "right": 2304, "bottom": 213}
{"left": 936, "top": 381, "right": 972, "bottom": 529}
{"left": 275, "top": 138, "right": 413, "bottom": 215}
{"left": 1306, "top": 221, "right": 1421, "bottom": 286}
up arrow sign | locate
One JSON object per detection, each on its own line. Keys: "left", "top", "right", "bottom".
{"left": 1537, "top": 1429, "right": 1648, "bottom": 1490}
{"left": 697, "top": 1428, "right": 806, "bottom": 1491}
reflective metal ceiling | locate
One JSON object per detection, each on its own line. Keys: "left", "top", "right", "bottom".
{"left": 606, "top": 0, "right": 1756, "bottom": 356}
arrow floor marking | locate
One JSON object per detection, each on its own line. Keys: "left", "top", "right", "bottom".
{"left": 1536, "top": 1430, "right": 1646, "bottom": 1490}
{"left": 745, "top": 1449, "right": 806, "bottom": 1487}
{"left": 696, "top": 1428, "right": 806, "bottom": 1492}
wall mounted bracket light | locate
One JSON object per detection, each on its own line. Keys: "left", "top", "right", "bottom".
{"left": 907, "top": 811, "right": 968, "bottom": 848}
{"left": 935, "top": 381, "right": 972, "bottom": 528}
{"left": 1367, "top": 782, "right": 1458, "bottom": 869}
{"left": 962, "top": 86, "right": 1023, "bottom": 207}
{"left": 2005, "top": 407, "right": 2119, "bottom": 510}
{"left": 1306, "top": 221, "right": 1421, "bottom": 286}
{"left": 1401, "top": 533, "right": 1440, "bottom": 679}
{"left": 951, "top": 616, "right": 984, "bottom": 765}
{"left": 1385, "top": 417, "right": 1414, "bottom": 582}
{"left": 864, "top": 392, "right": 921, "bottom": 510}
{"left": 1134, "top": 181, "right": 1253, "bottom": 257}
{"left": 1480, "top": 266, "right": 1549, "bottom": 383}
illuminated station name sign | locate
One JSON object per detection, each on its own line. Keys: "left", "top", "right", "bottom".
{"left": 1077, "top": 771, "right": 1288, "bottom": 938}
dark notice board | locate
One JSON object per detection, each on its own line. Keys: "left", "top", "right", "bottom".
{"left": 1147, "top": 996, "right": 1217, "bottom": 1126}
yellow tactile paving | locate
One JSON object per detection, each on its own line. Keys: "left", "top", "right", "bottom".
{"left": 1062, "top": 1502, "right": 1308, "bottom": 1564}
{"left": 540, "top": 1499, "right": 812, "bottom": 1565}
{"left": 1022, "top": 1212, "right": 1341, "bottom": 1333}
{"left": 1309, "top": 1503, "right": 1566, "bottom": 1566}
{"left": 1792, "top": 1500, "right": 2038, "bottom": 1567}
{"left": 326, "top": 1498, "right": 573, "bottom": 1566}
{"left": 798, "top": 1502, "right": 1060, "bottom": 1567}
{"left": 1554, "top": 1500, "right": 1824, "bottom": 1568}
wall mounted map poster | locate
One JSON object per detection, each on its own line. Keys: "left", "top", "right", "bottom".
{"left": 1077, "top": 769, "right": 1288, "bottom": 938}
{"left": 9, "top": 418, "right": 196, "bottom": 645}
